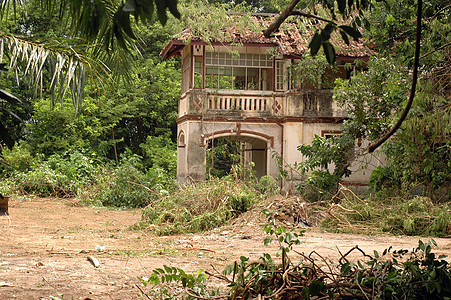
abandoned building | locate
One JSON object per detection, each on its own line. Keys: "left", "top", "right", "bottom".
{"left": 161, "top": 14, "right": 383, "bottom": 191}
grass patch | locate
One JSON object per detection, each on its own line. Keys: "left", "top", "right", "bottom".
{"left": 140, "top": 177, "right": 274, "bottom": 235}
{"left": 320, "top": 187, "right": 451, "bottom": 236}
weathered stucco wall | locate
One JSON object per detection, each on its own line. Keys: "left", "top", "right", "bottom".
{"left": 178, "top": 119, "right": 283, "bottom": 182}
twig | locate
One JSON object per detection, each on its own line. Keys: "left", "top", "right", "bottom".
{"left": 135, "top": 283, "right": 152, "bottom": 300}
{"left": 205, "top": 270, "right": 232, "bottom": 283}
{"left": 420, "top": 41, "right": 451, "bottom": 59}
{"left": 328, "top": 204, "right": 354, "bottom": 227}
{"left": 175, "top": 247, "right": 216, "bottom": 253}
{"left": 338, "top": 245, "right": 373, "bottom": 266}
{"left": 339, "top": 184, "right": 366, "bottom": 205}
{"left": 186, "top": 288, "right": 227, "bottom": 299}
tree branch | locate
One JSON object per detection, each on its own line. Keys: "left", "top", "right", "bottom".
{"left": 367, "top": 0, "right": 423, "bottom": 153}
{"left": 420, "top": 41, "right": 451, "bottom": 59}
{"left": 263, "top": 0, "right": 301, "bottom": 38}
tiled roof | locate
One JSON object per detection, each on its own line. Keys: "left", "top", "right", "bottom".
{"left": 161, "top": 14, "right": 373, "bottom": 59}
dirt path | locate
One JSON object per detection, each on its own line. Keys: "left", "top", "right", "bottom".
{"left": 0, "top": 197, "right": 450, "bottom": 299}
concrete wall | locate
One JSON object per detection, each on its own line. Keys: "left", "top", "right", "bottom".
{"left": 177, "top": 119, "right": 283, "bottom": 182}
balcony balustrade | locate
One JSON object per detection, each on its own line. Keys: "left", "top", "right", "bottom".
{"left": 178, "top": 89, "right": 346, "bottom": 119}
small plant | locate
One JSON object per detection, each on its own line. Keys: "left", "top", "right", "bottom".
{"left": 139, "top": 266, "right": 209, "bottom": 299}
{"left": 262, "top": 208, "right": 304, "bottom": 255}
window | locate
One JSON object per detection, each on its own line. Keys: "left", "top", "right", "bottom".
{"left": 321, "top": 130, "right": 342, "bottom": 139}
{"left": 181, "top": 52, "right": 191, "bottom": 93}
{"left": 275, "top": 60, "right": 285, "bottom": 91}
{"left": 194, "top": 56, "right": 203, "bottom": 88}
{"left": 204, "top": 51, "right": 273, "bottom": 91}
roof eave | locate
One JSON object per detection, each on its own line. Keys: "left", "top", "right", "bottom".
{"left": 160, "top": 39, "right": 186, "bottom": 60}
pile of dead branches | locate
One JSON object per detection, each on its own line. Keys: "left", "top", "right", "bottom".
{"left": 184, "top": 240, "right": 449, "bottom": 300}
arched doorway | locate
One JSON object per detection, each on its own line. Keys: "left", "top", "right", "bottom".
{"left": 205, "top": 134, "right": 268, "bottom": 179}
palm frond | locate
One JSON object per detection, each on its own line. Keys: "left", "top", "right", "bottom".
{"left": 1, "top": 0, "right": 180, "bottom": 53}
{"left": 0, "top": 33, "right": 119, "bottom": 110}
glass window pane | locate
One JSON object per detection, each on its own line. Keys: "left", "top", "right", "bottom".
{"left": 261, "top": 68, "right": 273, "bottom": 90}
{"left": 247, "top": 68, "right": 259, "bottom": 90}
{"left": 233, "top": 67, "right": 246, "bottom": 90}
{"left": 219, "top": 75, "right": 233, "bottom": 89}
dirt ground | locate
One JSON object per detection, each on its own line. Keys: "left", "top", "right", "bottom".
{"left": 0, "top": 197, "right": 450, "bottom": 300}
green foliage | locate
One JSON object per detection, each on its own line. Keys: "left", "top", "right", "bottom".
{"left": 350, "top": 240, "right": 451, "bottom": 299}
{"left": 142, "top": 203, "right": 450, "bottom": 298}
{"left": 381, "top": 92, "right": 450, "bottom": 195}
{"left": 139, "top": 266, "right": 208, "bottom": 299}
{"left": 144, "top": 213, "right": 450, "bottom": 299}
{"left": 289, "top": 54, "right": 330, "bottom": 89}
{"left": 81, "top": 152, "right": 176, "bottom": 208}
{"left": 206, "top": 139, "right": 240, "bottom": 179}
{"left": 334, "top": 55, "right": 409, "bottom": 141}
{"left": 369, "top": 165, "right": 402, "bottom": 192}
{"left": 180, "top": 1, "right": 260, "bottom": 45}
{"left": 2, "top": 142, "right": 177, "bottom": 208}
{"left": 262, "top": 209, "right": 304, "bottom": 254}
{"left": 7, "top": 149, "right": 100, "bottom": 197}
{"left": 140, "top": 178, "right": 261, "bottom": 235}
{"left": 0, "top": 143, "right": 41, "bottom": 174}
{"left": 140, "top": 135, "right": 177, "bottom": 177}
{"left": 296, "top": 134, "right": 354, "bottom": 201}
{"left": 253, "top": 175, "right": 280, "bottom": 196}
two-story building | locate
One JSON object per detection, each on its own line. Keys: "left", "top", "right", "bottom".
{"left": 161, "top": 14, "right": 381, "bottom": 191}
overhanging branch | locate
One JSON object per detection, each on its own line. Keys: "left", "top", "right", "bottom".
{"left": 263, "top": 0, "right": 301, "bottom": 38}
{"left": 368, "top": 0, "right": 423, "bottom": 153}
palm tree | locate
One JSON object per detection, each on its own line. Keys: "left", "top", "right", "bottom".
{"left": 0, "top": 0, "right": 180, "bottom": 148}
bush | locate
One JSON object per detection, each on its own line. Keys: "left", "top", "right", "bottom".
{"left": 253, "top": 175, "right": 280, "bottom": 196}
{"left": 140, "top": 135, "right": 177, "bottom": 177}
{"left": 8, "top": 149, "right": 101, "bottom": 197}
{"left": 297, "top": 170, "right": 341, "bottom": 201}
{"left": 80, "top": 152, "right": 177, "bottom": 208}
{"left": 369, "top": 165, "right": 402, "bottom": 192}
{"left": 0, "top": 143, "right": 42, "bottom": 175}
{"left": 11, "top": 163, "right": 74, "bottom": 197}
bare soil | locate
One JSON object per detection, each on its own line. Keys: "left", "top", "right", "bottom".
{"left": 0, "top": 196, "right": 450, "bottom": 299}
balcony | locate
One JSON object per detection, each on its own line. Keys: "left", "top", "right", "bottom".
{"left": 178, "top": 89, "right": 346, "bottom": 120}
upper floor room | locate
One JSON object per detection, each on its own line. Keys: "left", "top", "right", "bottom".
{"left": 161, "top": 14, "right": 372, "bottom": 119}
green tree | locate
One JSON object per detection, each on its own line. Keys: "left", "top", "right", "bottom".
{"left": 0, "top": 0, "right": 180, "bottom": 148}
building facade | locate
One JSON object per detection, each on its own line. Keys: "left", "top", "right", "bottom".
{"left": 161, "top": 15, "right": 382, "bottom": 191}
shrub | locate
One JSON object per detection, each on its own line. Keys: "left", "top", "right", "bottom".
{"left": 249, "top": 175, "right": 279, "bottom": 196}
{"left": 369, "top": 165, "right": 402, "bottom": 192}
{"left": 7, "top": 149, "right": 101, "bottom": 197}
{"left": 11, "top": 162, "right": 74, "bottom": 197}
{"left": 0, "top": 143, "right": 42, "bottom": 175}
{"left": 81, "top": 152, "right": 177, "bottom": 208}
{"left": 140, "top": 135, "right": 177, "bottom": 177}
